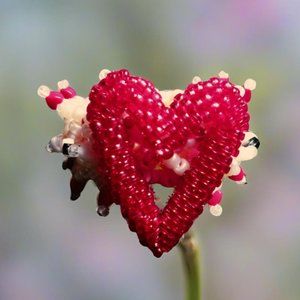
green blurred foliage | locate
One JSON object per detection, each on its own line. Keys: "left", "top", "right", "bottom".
{"left": 1, "top": 0, "right": 300, "bottom": 299}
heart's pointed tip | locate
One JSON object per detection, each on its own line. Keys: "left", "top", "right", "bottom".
{"left": 152, "top": 250, "right": 163, "bottom": 258}
{"left": 147, "top": 244, "right": 164, "bottom": 257}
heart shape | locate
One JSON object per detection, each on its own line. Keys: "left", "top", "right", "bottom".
{"left": 86, "top": 69, "right": 251, "bottom": 257}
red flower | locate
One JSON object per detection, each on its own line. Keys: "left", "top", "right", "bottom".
{"left": 39, "top": 69, "right": 259, "bottom": 257}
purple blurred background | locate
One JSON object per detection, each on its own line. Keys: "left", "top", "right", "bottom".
{"left": 1, "top": 0, "right": 299, "bottom": 299}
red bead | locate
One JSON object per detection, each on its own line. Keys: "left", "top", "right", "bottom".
{"left": 46, "top": 91, "right": 64, "bottom": 110}
{"left": 60, "top": 86, "right": 77, "bottom": 99}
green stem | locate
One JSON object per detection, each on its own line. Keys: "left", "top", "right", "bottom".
{"left": 178, "top": 231, "right": 201, "bottom": 300}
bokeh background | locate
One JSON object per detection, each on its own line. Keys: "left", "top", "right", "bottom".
{"left": 1, "top": 0, "right": 299, "bottom": 299}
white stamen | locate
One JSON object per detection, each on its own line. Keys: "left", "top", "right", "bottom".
{"left": 67, "top": 121, "right": 82, "bottom": 138}
{"left": 236, "top": 176, "right": 247, "bottom": 185}
{"left": 192, "top": 76, "right": 202, "bottom": 84}
{"left": 235, "top": 85, "right": 245, "bottom": 97}
{"left": 56, "top": 96, "right": 89, "bottom": 122}
{"left": 244, "top": 79, "right": 256, "bottom": 90}
{"left": 227, "top": 158, "right": 241, "bottom": 176}
{"left": 218, "top": 71, "right": 229, "bottom": 79}
{"left": 37, "top": 85, "right": 50, "bottom": 98}
{"left": 237, "top": 146, "right": 258, "bottom": 162}
{"left": 99, "top": 69, "right": 111, "bottom": 80}
{"left": 164, "top": 154, "right": 190, "bottom": 175}
{"left": 174, "top": 158, "right": 190, "bottom": 175}
{"left": 57, "top": 79, "right": 69, "bottom": 89}
{"left": 164, "top": 153, "right": 181, "bottom": 169}
{"left": 210, "top": 204, "right": 223, "bottom": 216}
{"left": 237, "top": 131, "right": 259, "bottom": 162}
{"left": 63, "top": 138, "right": 74, "bottom": 145}
{"left": 160, "top": 89, "right": 183, "bottom": 107}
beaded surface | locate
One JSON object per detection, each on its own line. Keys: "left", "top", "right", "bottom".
{"left": 39, "top": 69, "right": 259, "bottom": 257}
{"left": 86, "top": 69, "right": 255, "bottom": 257}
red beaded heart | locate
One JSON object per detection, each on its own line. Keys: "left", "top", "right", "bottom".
{"left": 87, "top": 69, "right": 251, "bottom": 257}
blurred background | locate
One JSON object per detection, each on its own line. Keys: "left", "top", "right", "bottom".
{"left": 0, "top": 0, "right": 299, "bottom": 299}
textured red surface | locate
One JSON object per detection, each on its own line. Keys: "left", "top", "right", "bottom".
{"left": 46, "top": 91, "right": 64, "bottom": 110}
{"left": 87, "top": 69, "right": 251, "bottom": 257}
